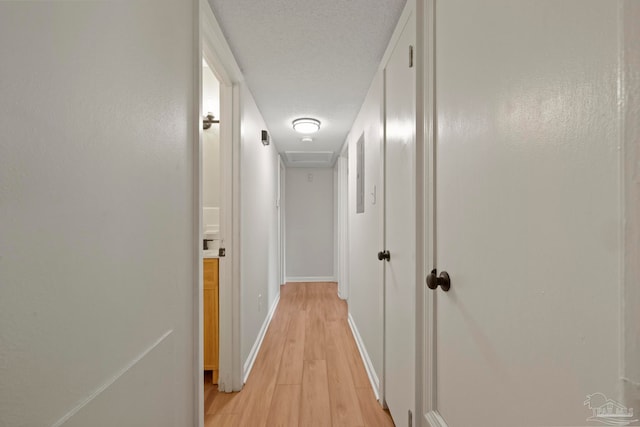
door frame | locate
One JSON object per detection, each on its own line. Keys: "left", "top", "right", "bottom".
{"left": 197, "top": 1, "right": 244, "bottom": 425}
{"left": 337, "top": 142, "right": 350, "bottom": 299}
{"left": 621, "top": 0, "right": 640, "bottom": 412}
{"left": 418, "top": 0, "right": 439, "bottom": 425}
{"left": 278, "top": 155, "right": 286, "bottom": 286}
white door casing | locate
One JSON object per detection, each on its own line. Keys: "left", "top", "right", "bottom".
{"left": 279, "top": 156, "right": 286, "bottom": 286}
{"left": 338, "top": 146, "right": 350, "bottom": 300}
{"left": 426, "top": 1, "right": 623, "bottom": 426}
{"left": 383, "top": 10, "right": 417, "bottom": 427}
{"left": 200, "top": 0, "right": 244, "bottom": 406}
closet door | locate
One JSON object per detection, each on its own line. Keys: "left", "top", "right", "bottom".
{"left": 427, "top": 1, "right": 622, "bottom": 426}
{"left": 383, "top": 11, "right": 416, "bottom": 427}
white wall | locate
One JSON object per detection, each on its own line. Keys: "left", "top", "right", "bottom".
{"left": 202, "top": 65, "right": 220, "bottom": 210}
{"left": 202, "top": 63, "right": 220, "bottom": 120}
{"left": 344, "top": 72, "right": 385, "bottom": 395}
{"left": 239, "top": 84, "right": 280, "bottom": 370}
{"left": 203, "top": 127, "right": 220, "bottom": 209}
{"left": 285, "top": 167, "right": 335, "bottom": 281}
{"left": 0, "top": 2, "right": 196, "bottom": 426}
{"left": 203, "top": 126, "right": 220, "bottom": 236}
{"left": 335, "top": 157, "right": 346, "bottom": 299}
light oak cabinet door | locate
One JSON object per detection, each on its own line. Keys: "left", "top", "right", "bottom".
{"left": 203, "top": 258, "right": 219, "bottom": 384}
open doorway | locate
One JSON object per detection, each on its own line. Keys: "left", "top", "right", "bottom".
{"left": 199, "top": 47, "right": 237, "bottom": 427}
{"left": 201, "top": 59, "right": 221, "bottom": 387}
{"left": 197, "top": 0, "right": 244, "bottom": 425}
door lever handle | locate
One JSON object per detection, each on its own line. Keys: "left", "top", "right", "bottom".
{"left": 426, "top": 269, "right": 451, "bottom": 291}
{"left": 377, "top": 250, "right": 390, "bottom": 261}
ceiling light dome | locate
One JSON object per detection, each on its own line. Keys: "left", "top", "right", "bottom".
{"left": 292, "top": 118, "right": 321, "bottom": 134}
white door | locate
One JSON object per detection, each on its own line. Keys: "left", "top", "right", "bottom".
{"left": 427, "top": 1, "right": 622, "bottom": 426}
{"left": 384, "top": 11, "right": 416, "bottom": 427}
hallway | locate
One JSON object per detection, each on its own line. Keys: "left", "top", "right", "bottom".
{"left": 204, "top": 282, "right": 394, "bottom": 427}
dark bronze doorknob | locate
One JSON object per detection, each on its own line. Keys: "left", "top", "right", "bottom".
{"left": 377, "top": 250, "right": 390, "bottom": 261}
{"left": 426, "top": 269, "right": 450, "bottom": 291}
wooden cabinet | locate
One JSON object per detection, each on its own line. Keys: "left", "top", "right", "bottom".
{"left": 203, "top": 258, "right": 219, "bottom": 384}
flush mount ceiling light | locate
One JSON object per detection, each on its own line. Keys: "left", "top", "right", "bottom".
{"left": 292, "top": 118, "right": 321, "bottom": 134}
{"left": 301, "top": 136, "right": 313, "bottom": 143}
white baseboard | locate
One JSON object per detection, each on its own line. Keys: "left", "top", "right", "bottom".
{"left": 242, "top": 294, "right": 280, "bottom": 383}
{"left": 347, "top": 313, "right": 380, "bottom": 400}
{"left": 285, "top": 276, "right": 336, "bottom": 283}
{"left": 425, "top": 411, "right": 450, "bottom": 427}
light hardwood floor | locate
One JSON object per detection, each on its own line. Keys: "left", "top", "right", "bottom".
{"left": 204, "top": 282, "right": 395, "bottom": 427}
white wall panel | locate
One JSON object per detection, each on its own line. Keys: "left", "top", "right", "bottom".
{"left": 239, "top": 84, "right": 280, "bottom": 366}
{"left": 0, "top": 2, "right": 196, "bottom": 425}
{"left": 344, "top": 72, "right": 385, "bottom": 393}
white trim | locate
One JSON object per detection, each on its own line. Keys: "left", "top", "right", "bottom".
{"left": 348, "top": 313, "right": 381, "bottom": 401}
{"left": 336, "top": 150, "right": 350, "bottom": 301}
{"left": 278, "top": 156, "right": 286, "bottom": 286}
{"left": 194, "top": 3, "right": 205, "bottom": 425}
{"left": 285, "top": 276, "right": 337, "bottom": 283}
{"left": 379, "top": 58, "right": 388, "bottom": 412}
{"left": 242, "top": 295, "right": 280, "bottom": 383}
{"left": 417, "top": 0, "right": 437, "bottom": 425}
{"left": 425, "top": 411, "right": 450, "bottom": 427}
{"left": 333, "top": 164, "right": 340, "bottom": 298}
{"left": 199, "top": 0, "right": 244, "bottom": 402}
{"left": 340, "top": 141, "right": 350, "bottom": 160}
{"left": 200, "top": 0, "right": 242, "bottom": 86}
{"left": 621, "top": 0, "right": 640, "bottom": 410}
{"left": 414, "top": 0, "right": 427, "bottom": 424}
{"left": 230, "top": 84, "right": 243, "bottom": 391}
{"left": 421, "top": 0, "right": 438, "bottom": 424}
{"left": 215, "top": 82, "right": 239, "bottom": 393}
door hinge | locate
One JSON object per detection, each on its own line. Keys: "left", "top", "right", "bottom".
{"left": 218, "top": 247, "right": 226, "bottom": 257}
{"left": 408, "top": 409, "right": 413, "bottom": 427}
{"left": 409, "top": 45, "right": 414, "bottom": 68}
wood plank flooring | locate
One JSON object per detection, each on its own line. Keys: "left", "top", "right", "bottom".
{"left": 204, "top": 282, "right": 395, "bottom": 427}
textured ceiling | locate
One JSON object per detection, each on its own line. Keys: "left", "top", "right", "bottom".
{"left": 208, "top": 0, "right": 406, "bottom": 166}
